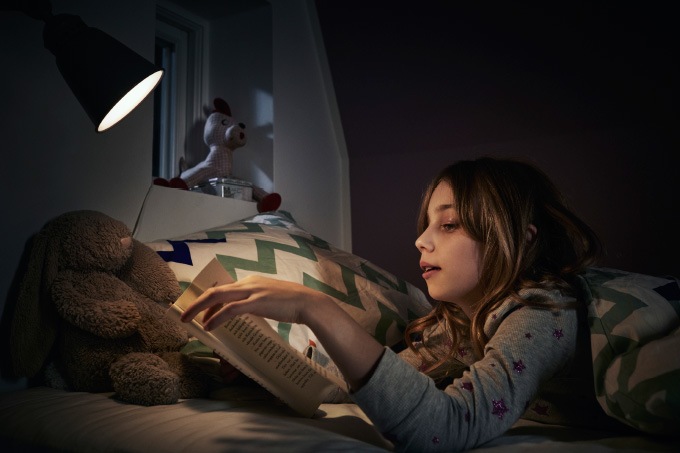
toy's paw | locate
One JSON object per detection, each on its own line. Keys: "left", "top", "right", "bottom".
{"left": 51, "top": 277, "right": 142, "bottom": 338}
{"left": 152, "top": 177, "right": 189, "bottom": 190}
{"left": 110, "top": 353, "right": 180, "bottom": 406}
{"left": 257, "top": 193, "right": 282, "bottom": 213}
{"left": 153, "top": 177, "right": 170, "bottom": 187}
{"left": 159, "top": 352, "right": 211, "bottom": 399}
{"left": 169, "top": 177, "right": 189, "bottom": 190}
{"left": 89, "top": 299, "right": 141, "bottom": 339}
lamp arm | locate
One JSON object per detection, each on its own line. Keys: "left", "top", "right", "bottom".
{"left": 1, "top": 0, "right": 53, "bottom": 21}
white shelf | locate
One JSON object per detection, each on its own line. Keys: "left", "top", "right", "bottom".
{"left": 133, "top": 185, "right": 258, "bottom": 242}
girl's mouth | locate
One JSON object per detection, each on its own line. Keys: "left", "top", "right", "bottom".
{"left": 421, "top": 265, "right": 441, "bottom": 279}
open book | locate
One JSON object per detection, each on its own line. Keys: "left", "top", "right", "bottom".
{"left": 165, "top": 257, "right": 349, "bottom": 417}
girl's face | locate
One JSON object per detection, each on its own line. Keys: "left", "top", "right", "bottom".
{"left": 415, "top": 181, "right": 483, "bottom": 316}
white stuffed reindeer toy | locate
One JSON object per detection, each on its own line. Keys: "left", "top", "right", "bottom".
{"left": 154, "top": 98, "right": 281, "bottom": 212}
{"left": 178, "top": 98, "right": 247, "bottom": 188}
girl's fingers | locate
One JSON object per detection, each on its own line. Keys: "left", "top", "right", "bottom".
{"left": 179, "top": 276, "right": 309, "bottom": 327}
{"left": 202, "top": 300, "right": 250, "bottom": 330}
{"left": 181, "top": 284, "right": 262, "bottom": 328}
{"left": 202, "top": 302, "right": 225, "bottom": 322}
{"left": 180, "top": 285, "right": 246, "bottom": 322}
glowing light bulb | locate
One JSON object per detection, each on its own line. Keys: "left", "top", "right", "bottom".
{"left": 97, "top": 69, "right": 164, "bottom": 132}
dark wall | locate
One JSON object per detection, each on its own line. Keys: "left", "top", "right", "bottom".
{"left": 316, "top": 1, "right": 679, "bottom": 295}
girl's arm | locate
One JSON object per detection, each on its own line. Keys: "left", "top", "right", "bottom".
{"left": 179, "top": 275, "right": 385, "bottom": 390}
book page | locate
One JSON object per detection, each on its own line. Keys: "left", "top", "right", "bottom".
{"left": 167, "top": 258, "right": 348, "bottom": 416}
{"left": 220, "top": 314, "right": 347, "bottom": 391}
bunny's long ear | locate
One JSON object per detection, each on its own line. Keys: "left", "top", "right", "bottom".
{"left": 9, "top": 226, "right": 60, "bottom": 378}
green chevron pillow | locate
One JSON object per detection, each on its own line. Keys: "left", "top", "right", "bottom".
{"left": 145, "top": 211, "right": 432, "bottom": 360}
{"left": 578, "top": 267, "right": 680, "bottom": 435}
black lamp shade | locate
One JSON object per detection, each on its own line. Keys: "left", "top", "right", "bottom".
{"left": 43, "top": 14, "right": 163, "bottom": 132}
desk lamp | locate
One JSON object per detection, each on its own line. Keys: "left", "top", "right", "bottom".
{"left": 3, "top": 0, "right": 164, "bottom": 132}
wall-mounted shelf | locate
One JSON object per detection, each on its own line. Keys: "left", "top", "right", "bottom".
{"left": 133, "top": 184, "right": 258, "bottom": 242}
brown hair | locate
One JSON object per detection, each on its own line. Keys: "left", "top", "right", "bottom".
{"left": 405, "top": 157, "right": 601, "bottom": 372}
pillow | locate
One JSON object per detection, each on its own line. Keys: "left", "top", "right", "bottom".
{"left": 145, "top": 211, "right": 432, "bottom": 362}
{"left": 577, "top": 267, "right": 680, "bottom": 435}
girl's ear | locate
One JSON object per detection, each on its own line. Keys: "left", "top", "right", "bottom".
{"left": 526, "top": 224, "right": 538, "bottom": 243}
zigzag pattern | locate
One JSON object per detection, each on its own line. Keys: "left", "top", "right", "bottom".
{"left": 589, "top": 286, "right": 647, "bottom": 395}
{"left": 654, "top": 280, "right": 680, "bottom": 317}
{"left": 157, "top": 238, "right": 226, "bottom": 265}
{"left": 583, "top": 268, "right": 680, "bottom": 433}
{"left": 215, "top": 232, "right": 331, "bottom": 279}
{"left": 156, "top": 225, "right": 267, "bottom": 266}
{"left": 203, "top": 222, "right": 268, "bottom": 239}
{"left": 214, "top": 227, "right": 418, "bottom": 339}
{"left": 362, "top": 262, "right": 409, "bottom": 294}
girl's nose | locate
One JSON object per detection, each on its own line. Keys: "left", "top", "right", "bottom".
{"left": 415, "top": 231, "right": 433, "bottom": 252}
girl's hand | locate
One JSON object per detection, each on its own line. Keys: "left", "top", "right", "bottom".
{"left": 180, "top": 274, "right": 386, "bottom": 391}
{"left": 179, "top": 276, "right": 329, "bottom": 331}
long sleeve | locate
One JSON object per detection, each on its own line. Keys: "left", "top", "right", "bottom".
{"left": 351, "top": 289, "right": 578, "bottom": 452}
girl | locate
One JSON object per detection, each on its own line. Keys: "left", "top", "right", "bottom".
{"left": 180, "top": 157, "right": 622, "bottom": 451}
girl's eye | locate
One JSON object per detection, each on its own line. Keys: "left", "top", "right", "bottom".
{"left": 441, "top": 223, "right": 459, "bottom": 232}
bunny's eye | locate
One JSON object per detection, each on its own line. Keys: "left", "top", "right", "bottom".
{"left": 221, "top": 119, "right": 229, "bottom": 125}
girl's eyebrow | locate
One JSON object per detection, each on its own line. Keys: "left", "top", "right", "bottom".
{"left": 427, "top": 203, "right": 456, "bottom": 224}
{"left": 434, "top": 204, "right": 455, "bottom": 212}
{"left": 427, "top": 204, "right": 455, "bottom": 222}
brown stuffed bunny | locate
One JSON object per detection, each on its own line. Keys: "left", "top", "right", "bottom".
{"left": 9, "top": 210, "right": 210, "bottom": 405}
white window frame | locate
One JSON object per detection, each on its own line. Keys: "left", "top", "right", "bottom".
{"left": 154, "top": 3, "right": 209, "bottom": 179}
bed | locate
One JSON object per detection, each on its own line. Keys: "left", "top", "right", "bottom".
{"left": 1, "top": 385, "right": 677, "bottom": 452}
{"left": 1, "top": 186, "right": 678, "bottom": 452}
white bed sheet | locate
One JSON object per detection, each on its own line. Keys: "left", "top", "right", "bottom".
{"left": 0, "top": 386, "right": 390, "bottom": 452}
{"left": 1, "top": 387, "right": 678, "bottom": 452}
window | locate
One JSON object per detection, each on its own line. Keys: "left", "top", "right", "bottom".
{"left": 153, "top": 5, "right": 208, "bottom": 179}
